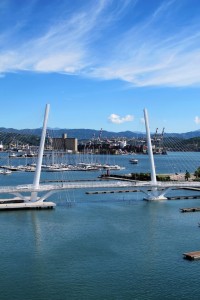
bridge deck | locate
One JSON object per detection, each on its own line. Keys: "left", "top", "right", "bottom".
{"left": 0, "top": 180, "right": 199, "bottom": 194}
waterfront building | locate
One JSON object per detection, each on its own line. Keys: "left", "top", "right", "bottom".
{"left": 52, "top": 133, "right": 78, "bottom": 153}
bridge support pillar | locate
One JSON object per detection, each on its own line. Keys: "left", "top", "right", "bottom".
{"left": 143, "top": 108, "right": 170, "bottom": 200}
{"left": 141, "top": 187, "right": 171, "bottom": 201}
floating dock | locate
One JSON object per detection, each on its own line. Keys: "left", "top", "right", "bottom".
{"left": 180, "top": 207, "right": 200, "bottom": 213}
{"left": 0, "top": 201, "right": 56, "bottom": 210}
{"left": 183, "top": 251, "right": 200, "bottom": 260}
{"left": 180, "top": 187, "right": 200, "bottom": 192}
{"left": 86, "top": 190, "right": 200, "bottom": 201}
{"left": 168, "top": 195, "right": 200, "bottom": 200}
{"left": 86, "top": 189, "right": 139, "bottom": 194}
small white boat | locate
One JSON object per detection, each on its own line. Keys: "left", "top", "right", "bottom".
{"left": 42, "top": 164, "right": 70, "bottom": 172}
{"left": 9, "top": 153, "right": 17, "bottom": 158}
{"left": 45, "top": 167, "right": 70, "bottom": 172}
{"left": 129, "top": 159, "right": 138, "bottom": 164}
{"left": 3, "top": 169, "right": 12, "bottom": 175}
{"left": 102, "top": 164, "right": 125, "bottom": 170}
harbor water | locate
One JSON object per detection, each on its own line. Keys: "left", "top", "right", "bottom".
{"left": 1, "top": 152, "right": 200, "bottom": 299}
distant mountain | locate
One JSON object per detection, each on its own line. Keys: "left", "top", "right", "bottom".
{"left": 0, "top": 127, "right": 145, "bottom": 140}
{"left": 179, "top": 130, "right": 200, "bottom": 139}
{"left": 0, "top": 127, "right": 200, "bottom": 140}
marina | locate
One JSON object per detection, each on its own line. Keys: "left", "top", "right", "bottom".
{"left": 0, "top": 158, "right": 125, "bottom": 173}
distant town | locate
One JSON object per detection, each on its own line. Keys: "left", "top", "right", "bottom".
{"left": 0, "top": 127, "right": 200, "bottom": 155}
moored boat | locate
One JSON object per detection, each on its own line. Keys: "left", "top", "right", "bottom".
{"left": 129, "top": 159, "right": 138, "bottom": 164}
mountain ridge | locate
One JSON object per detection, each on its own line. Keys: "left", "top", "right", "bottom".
{"left": 0, "top": 127, "right": 200, "bottom": 140}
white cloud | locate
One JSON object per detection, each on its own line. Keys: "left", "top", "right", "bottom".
{"left": 85, "top": 1, "right": 200, "bottom": 87}
{"left": 2, "top": 1, "right": 200, "bottom": 87}
{"left": 108, "top": 114, "right": 134, "bottom": 124}
{"left": 194, "top": 116, "right": 200, "bottom": 125}
{"left": 0, "top": 0, "right": 110, "bottom": 73}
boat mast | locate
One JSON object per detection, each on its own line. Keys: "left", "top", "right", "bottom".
{"left": 31, "top": 104, "right": 50, "bottom": 201}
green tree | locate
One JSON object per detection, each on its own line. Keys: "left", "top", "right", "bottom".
{"left": 194, "top": 167, "right": 200, "bottom": 178}
{"left": 185, "top": 170, "right": 191, "bottom": 181}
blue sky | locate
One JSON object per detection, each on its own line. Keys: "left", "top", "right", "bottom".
{"left": 1, "top": 0, "right": 200, "bottom": 133}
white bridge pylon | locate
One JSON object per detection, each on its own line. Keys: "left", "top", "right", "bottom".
{"left": 142, "top": 108, "right": 169, "bottom": 200}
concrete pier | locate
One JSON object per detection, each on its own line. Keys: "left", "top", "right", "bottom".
{"left": 0, "top": 201, "right": 56, "bottom": 210}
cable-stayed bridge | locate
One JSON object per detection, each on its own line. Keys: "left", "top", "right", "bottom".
{"left": 0, "top": 104, "right": 199, "bottom": 209}
{"left": 0, "top": 179, "right": 199, "bottom": 194}
{"left": 0, "top": 177, "right": 200, "bottom": 210}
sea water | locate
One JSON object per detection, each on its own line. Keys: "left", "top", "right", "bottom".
{"left": 0, "top": 152, "right": 200, "bottom": 300}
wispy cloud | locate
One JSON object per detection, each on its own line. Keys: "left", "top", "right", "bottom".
{"left": 0, "top": 0, "right": 111, "bottom": 73}
{"left": 1, "top": 0, "right": 200, "bottom": 87}
{"left": 89, "top": 1, "right": 200, "bottom": 87}
{"left": 108, "top": 114, "right": 134, "bottom": 124}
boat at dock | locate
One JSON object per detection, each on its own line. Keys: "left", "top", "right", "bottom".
{"left": 0, "top": 169, "right": 12, "bottom": 175}
{"left": 129, "top": 159, "right": 138, "bottom": 164}
{"left": 76, "top": 162, "right": 124, "bottom": 171}
{"left": 42, "top": 165, "right": 70, "bottom": 172}
{"left": 0, "top": 165, "right": 19, "bottom": 171}
{"left": 8, "top": 152, "right": 17, "bottom": 158}
{"left": 102, "top": 164, "right": 125, "bottom": 170}
{"left": 2, "top": 169, "right": 12, "bottom": 175}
